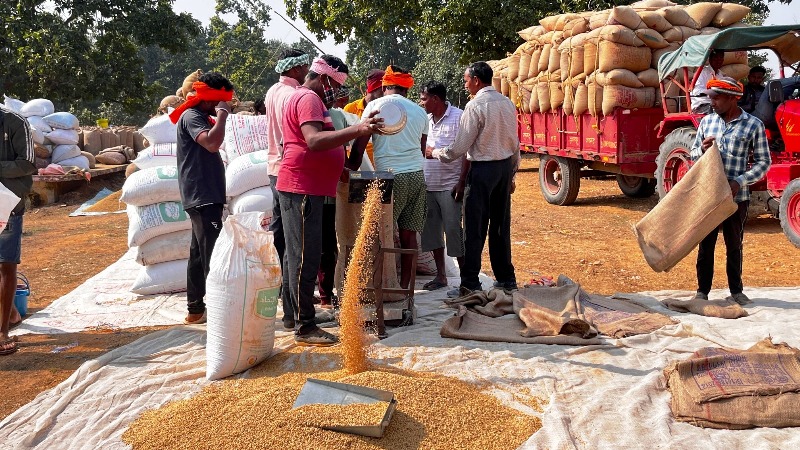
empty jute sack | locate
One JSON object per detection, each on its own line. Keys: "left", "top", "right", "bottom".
{"left": 634, "top": 142, "right": 737, "bottom": 272}
{"left": 661, "top": 296, "right": 748, "bottom": 319}
{"left": 665, "top": 339, "right": 800, "bottom": 429}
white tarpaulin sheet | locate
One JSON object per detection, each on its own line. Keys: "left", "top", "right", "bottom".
{"left": 2, "top": 251, "right": 800, "bottom": 448}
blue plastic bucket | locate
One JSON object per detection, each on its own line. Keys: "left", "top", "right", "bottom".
{"left": 14, "top": 274, "right": 29, "bottom": 317}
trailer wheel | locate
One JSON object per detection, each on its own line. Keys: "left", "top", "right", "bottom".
{"left": 616, "top": 175, "right": 656, "bottom": 198}
{"left": 780, "top": 179, "right": 800, "bottom": 248}
{"left": 539, "top": 155, "right": 580, "bottom": 205}
{"left": 656, "top": 127, "right": 696, "bottom": 200}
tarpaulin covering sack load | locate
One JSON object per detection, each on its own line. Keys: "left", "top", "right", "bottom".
{"left": 665, "top": 339, "right": 800, "bottom": 429}
{"left": 634, "top": 142, "right": 737, "bottom": 272}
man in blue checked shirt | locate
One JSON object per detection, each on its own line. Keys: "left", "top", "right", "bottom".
{"left": 690, "top": 76, "right": 772, "bottom": 306}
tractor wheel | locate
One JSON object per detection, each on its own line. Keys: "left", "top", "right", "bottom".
{"left": 539, "top": 155, "right": 581, "bottom": 205}
{"left": 617, "top": 175, "right": 656, "bottom": 198}
{"left": 655, "top": 127, "right": 696, "bottom": 200}
{"left": 779, "top": 178, "right": 800, "bottom": 248}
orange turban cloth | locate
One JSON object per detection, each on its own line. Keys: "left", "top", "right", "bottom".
{"left": 169, "top": 82, "right": 235, "bottom": 124}
{"left": 382, "top": 66, "right": 414, "bottom": 89}
{"left": 706, "top": 78, "right": 744, "bottom": 97}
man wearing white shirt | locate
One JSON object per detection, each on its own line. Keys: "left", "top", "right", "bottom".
{"left": 690, "top": 50, "right": 725, "bottom": 114}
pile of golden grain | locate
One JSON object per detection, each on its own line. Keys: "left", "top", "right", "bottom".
{"left": 84, "top": 190, "right": 124, "bottom": 212}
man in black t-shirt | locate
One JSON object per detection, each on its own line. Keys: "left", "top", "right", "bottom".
{"left": 171, "top": 72, "right": 234, "bottom": 324}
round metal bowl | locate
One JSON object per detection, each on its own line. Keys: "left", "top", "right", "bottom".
{"left": 376, "top": 100, "right": 407, "bottom": 135}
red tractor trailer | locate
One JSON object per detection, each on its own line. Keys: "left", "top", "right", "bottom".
{"left": 518, "top": 24, "right": 800, "bottom": 247}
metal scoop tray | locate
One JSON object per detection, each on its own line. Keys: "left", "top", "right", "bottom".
{"left": 292, "top": 378, "right": 397, "bottom": 438}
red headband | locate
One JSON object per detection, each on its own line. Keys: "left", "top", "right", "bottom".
{"left": 169, "top": 82, "right": 235, "bottom": 124}
{"left": 382, "top": 66, "right": 414, "bottom": 89}
{"left": 367, "top": 77, "right": 383, "bottom": 93}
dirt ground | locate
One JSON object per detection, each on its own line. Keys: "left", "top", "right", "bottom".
{"left": 1, "top": 159, "right": 799, "bottom": 420}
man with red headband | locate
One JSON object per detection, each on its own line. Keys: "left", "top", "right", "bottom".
{"left": 349, "top": 65, "right": 429, "bottom": 293}
{"left": 690, "top": 76, "right": 771, "bottom": 306}
{"left": 171, "top": 72, "right": 235, "bottom": 324}
{"left": 344, "top": 69, "right": 385, "bottom": 164}
{"left": 278, "top": 55, "right": 382, "bottom": 346}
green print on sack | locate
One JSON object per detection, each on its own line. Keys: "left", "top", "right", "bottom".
{"left": 255, "top": 287, "right": 279, "bottom": 319}
{"left": 156, "top": 166, "right": 179, "bottom": 179}
{"left": 158, "top": 202, "right": 187, "bottom": 222}
{"left": 249, "top": 152, "right": 269, "bottom": 164}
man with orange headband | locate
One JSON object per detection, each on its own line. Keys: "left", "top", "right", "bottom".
{"left": 349, "top": 65, "right": 429, "bottom": 292}
{"left": 172, "top": 72, "right": 235, "bottom": 324}
{"left": 278, "top": 55, "right": 382, "bottom": 346}
{"left": 690, "top": 76, "right": 771, "bottom": 306}
{"left": 344, "top": 69, "right": 385, "bottom": 164}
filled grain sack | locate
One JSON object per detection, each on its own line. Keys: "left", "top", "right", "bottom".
{"left": 637, "top": 68, "right": 660, "bottom": 88}
{"left": 30, "top": 127, "right": 45, "bottom": 146}
{"left": 564, "top": 18, "right": 589, "bottom": 37}
{"left": 34, "top": 144, "right": 51, "bottom": 159}
{"left": 722, "top": 64, "right": 750, "bottom": 81}
{"left": 20, "top": 99, "right": 54, "bottom": 118}
{"left": 602, "top": 85, "right": 656, "bottom": 115}
{"left": 507, "top": 54, "right": 521, "bottom": 82}
{"left": 634, "top": 142, "right": 737, "bottom": 272}
{"left": 555, "top": 13, "right": 581, "bottom": 31}
{"left": 652, "top": 42, "right": 681, "bottom": 69}
{"left": 589, "top": 11, "right": 610, "bottom": 30}
{"left": 598, "top": 41, "right": 652, "bottom": 73}
{"left": 159, "top": 95, "right": 183, "bottom": 114}
{"left": 138, "top": 114, "right": 177, "bottom": 146}
{"left": 131, "top": 259, "right": 188, "bottom": 295}
{"left": 573, "top": 83, "right": 589, "bottom": 116}
{"left": 520, "top": 82, "right": 533, "bottom": 114}
{"left": 518, "top": 52, "right": 532, "bottom": 83}
{"left": 700, "top": 26, "right": 721, "bottom": 35}
{"left": 584, "top": 39, "right": 598, "bottom": 76}
{"left": 588, "top": 82, "right": 604, "bottom": 116}
{"left": 46, "top": 129, "right": 79, "bottom": 146}
{"left": 127, "top": 201, "right": 191, "bottom": 247}
{"left": 82, "top": 128, "right": 102, "bottom": 155}
{"left": 121, "top": 166, "right": 180, "bottom": 206}
{"left": 529, "top": 82, "right": 541, "bottom": 113}
{"left": 51, "top": 144, "right": 81, "bottom": 163}
{"left": 95, "top": 150, "right": 127, "bottom": 165}
{"left": 599, "top": 25, "right": 645, "bottom": 47}
{"left": 537, "top": 81, "right": 552, "bottom": 113}
{"left": 712, "top": 4, "right": 751, "bottom": 27}
{"left": 636, "top": 28, "right": 669, "bottom": 49}
{"left": 228, "top": 186, "right": 274, "bottom": 216}
{"left": 3, "top": 95, "right": 25, "bottom": 113}
{"left": 57, "top": 155, "right": 90, "bottom": 170}
{"left": 538, "top": 44, "right": 552, "bottom": 73}
{"left": 722, "top": 50, "right": 748, "bottom": 66}
{"left": 181, "top": 69, "right": 203, "bottom": 98}
{"left": 43, "top": 112, "right": 79, "bottom": 130}
{"left": 663, "top": 26, "right": 700, "bottom": 42}
{"left": 597, "top": 69, "right": 644, "bottom": 88}
{"left": 80, "top": 151, "right": 96, "bottom": 169}
{"left": 224, "top": 114, "right": 269, "bottom": 161}
{"left": 226, "top": 150, "right": 269, "bottom": 197}
{"left": 510, "top": 81, "right": 521, "bottom": 106}
{"left": 568, "top": 35, "right": 587, "bottom": 78}
{"left": 639, "top": 10, "right": 672, "bottom": 32}
{"left": 631, "top": 0, "right": 676, "bottom": 7}
{"left": 131, "top": 143, "right": 178, "bottom": 170}
{"left": 527, "top": 46, "right": 542, "bottom": 79}
{"left": 547, "top": 45, "right": 561, "bottom": 73}
{"left": 27, "top": 116, "right": 52, "bottom": 133}
{"left": 518, "top": 25, "right": 540, "bottom": 41}
{"left": 563, "top": 82, "right": 575, "bottom": 115}
{"left": 607, "top": 6, "right": 646, "bottom": 30}
{"left": 135, "top": 229, "right": 192, "bottom": 266}
{"left": 559, "top": 50, "right": 571, "bottom": 81}
{"left": 659, "top": 6, "right": 698, "bottom": 28}
{"left": 684, "top": 2, "right": 722, "bottom": 29}
{"left": 550, "top": 82, "right": 565, "bottom": 110}
{"left": 206, "top": 215, "right": 281, "bottom": 380}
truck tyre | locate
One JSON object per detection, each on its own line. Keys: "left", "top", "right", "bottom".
{"left": 539, "top": 154, "right": 580, "bottom": 205}
{"left": 656, "top": 127, "right": 696, "bottom": 200}
{"left": 616, "top": 175, "right": 656, "bottom": 198}
{"left": 780, "top": 178, "right": 800, "bottom": 248}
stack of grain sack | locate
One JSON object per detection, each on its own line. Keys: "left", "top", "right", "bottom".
{"left": 223, "top": 114, "right": 273, "bottom": 216}
{"left": 2, "top": 96, "right": 92, "bottom": 170}
{"left": 121, "top": 113, "right": 190, "bottom": 295}
{"left": 495, "top": 1, "right": 752, "bottom": 117}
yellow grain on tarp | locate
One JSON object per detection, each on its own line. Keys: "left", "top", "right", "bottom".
{"left": 122, "top": 346, "right": 543, "bottom": 450}
{"left": 84, "top": 190, "right": 125, "bottom": 212}
{"left": 340, "top": 181, "right": 383, "bottom": 374}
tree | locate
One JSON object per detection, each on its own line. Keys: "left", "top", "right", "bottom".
{"left": 413, "top": 37, "right": 470, "bottom": 108}
{"left": 345, "top": 27, "right": 419, "bottom": 95}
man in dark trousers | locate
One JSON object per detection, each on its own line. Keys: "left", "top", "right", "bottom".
{"left": 0, "top": 105, "right": 36, "bottom": 355}
{"left": 427, "top": 61, "right": 520, "bottom": 298}
{"left": 690, "top": 77, "right": 771, "bottom": 305}
{"left": 169, "top": 72, "right": 235, "bottom": 324}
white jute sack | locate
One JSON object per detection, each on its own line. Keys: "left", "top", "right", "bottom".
{"left": 225, "top": 150, "right": 270, "bottom": 197}
{"left": 602, "top": 86, "right": 656, "bottom": 115}
{"left": 20, "top": 99, "right": 54, "bottom": 118}
{"left": 121, "top": 166, "right": 181, "bottom": 207}
{"left": 30, "top": 127, "right": 45, "bottom": 146}
{"left": 26, "top": 116, "right": 52, "bottom": 133}
{"left": 228, "top": 186, "right": 274, "bottom": 216}
{"left": 712, "top": 4, "right": 751, "bottom": 27}
{"left": 43, "top": 112, "right": 79, "bottom": 130}
{"left": 634, "top": 142, "right": 737, "bottom": 272}
{"left": 131, "top": 143, "right": 178, "bottom": 170}
{"left": 57, "top": 155, "right": 90, "bottom": 170}
{"left": 138, "top": 114, "right": 177, "bottom": 145}
{"left": 51, "top": 144, "right": 81, "bottom": 163}
{"left": 135, "top": 229, "right": 191, "bottom": 266}
{"left": 684, "top": 2, "right": 723, "bottom": 29}
{"left": 47, "top": 129, "right": 79, "bottom": 146}
{"left": 206, "top": 215, "right": 281, "bottom": 380}
{"left": 130, "top": 259, "right": 188, "bottom": 295}
{"left": 0, "top": 182, "right": 21, "bottom": 234}
{"left": 598, "top": 41, "right": 652, "bottom": 73}
{"left": 127, "top": 201, "right": 191, "bottom": 247}
{"left": 3, "top": 96, "right": 25, "bottom": 114}
{"left": 224, "top": 114, "right": 269, "bottom": 161}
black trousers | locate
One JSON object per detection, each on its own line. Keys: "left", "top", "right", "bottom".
{"left": 317, "top": 202, "right": 338, "bottom": 300}
{"left": 186, "top": 204, "right": 224, "bottom": 314}
{"left": 696, "top": 201, "right": 749, "bottom": 295}
{"left": 269, "top": 175, "right": 290, "bottom": 320}
{"left": 279, "top": 191, "right": 323, "bottom": 331}
{"left": 461, "top": 157, "right": 516, "bottom": 291}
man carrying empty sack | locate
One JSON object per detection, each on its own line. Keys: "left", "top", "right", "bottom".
{"left": 0, "top": 106, "right": 36, "bottom": 355}
{"left": 170, "top": 72, "right": 234, "bottom": 324}
{"left": 690, "top": 77, "right": 771, "bottom": 306}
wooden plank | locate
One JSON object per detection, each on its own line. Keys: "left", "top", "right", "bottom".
{"left": 33, "top": 164, "right": 128, "bottom": 183}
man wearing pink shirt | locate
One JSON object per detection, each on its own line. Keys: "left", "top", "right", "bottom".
{"left": 264, "top": 48, "right": 309, "bottom": 327}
